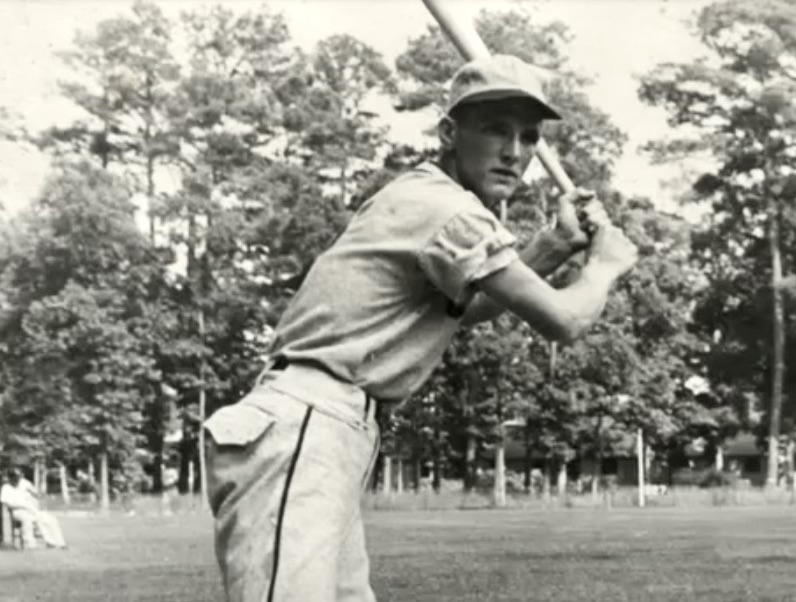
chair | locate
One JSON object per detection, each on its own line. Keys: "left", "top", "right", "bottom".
{"left": 11, "top": 517, "right": 24, "bottom": 550}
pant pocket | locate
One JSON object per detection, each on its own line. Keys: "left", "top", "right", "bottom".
{"left": 204, "top": 403, "right": 277, "bottom": 515}
{"left": 204, "top": 403, "right": 276, "bottom": 448}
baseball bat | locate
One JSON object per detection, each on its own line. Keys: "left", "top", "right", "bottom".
{"left": 421, "top": 0, "right": 576, "bottom": 194}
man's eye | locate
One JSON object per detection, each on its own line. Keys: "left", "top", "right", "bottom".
{"left": 522, "top": 130, "right": 540, "bottom": 145}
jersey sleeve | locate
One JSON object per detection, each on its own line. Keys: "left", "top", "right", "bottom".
{"left": 417, "top": 208, "right": 519, "bottom": 302}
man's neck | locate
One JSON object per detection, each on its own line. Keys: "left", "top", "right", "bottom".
{"left": 436, "top": 153, "right": 459, "bottom": 188}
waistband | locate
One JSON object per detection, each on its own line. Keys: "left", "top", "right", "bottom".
{"left": 253, "top": 358, "right": 377, "bottom": 430}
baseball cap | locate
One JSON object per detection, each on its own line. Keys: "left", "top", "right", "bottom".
{"left": 445, "top": 54, "right": 561, "bottom": 120}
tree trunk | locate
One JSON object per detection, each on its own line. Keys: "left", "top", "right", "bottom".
{"left": 396, "top": 458, "right": 404, "bottom": 493}
{"left": 523, "top": 419, "right": 532, "bottom": 493}
{"left": 152, "top": 418, "right": 164, "bottom": 494}
{"left": 187, "top": 459, "right": 195, "bottom": 496}
{"left": 464, "top": 435, "right": 477, "bottom": 492}
{"left": 198, "top": 309, "right": 208, "bottom": 508}
{"left": 87, "top": 460, "right": 97, "bottom": 504}
{"left": 59, "top": 463, "right": 70, "bottom": 506}
{"left": 178, "top": 428, "right": 192, "bottom": 493}
{"left": 99, "top": 451, "right": 110, "bottom": 512}
{"left": 766, "top": 211, "right": 785, "bottom": 489}
{"left": 340, "top": 160, "right": 347, "bottom": 209}
{"left": 592, "top": 446, "right": 603, "bottom": 501}
{"left": 33, "top": 459, "right": 42, "bottom": 494}
{"left": 145, "top": 73, "right": 156, "bottom": 244}
{"left": 592, "top": 416, "right": 604, "bottom": 500}
{"left": 494, "top": 387, "right": 506, "bottom": 507}
{"left": 556, "top": 458, "right": 568, "bottom": 498}
{"left": 147, "top": 155, "right": 156, "bottom": 242}
{"left": 432, "top": 402, "right": 441, "bottom": 493}
{"left": 636, "top": 429, "right": 645, "bottom": 508}
{"left": 382, "top": 455, "right": 392, "bottom": 494}
{"left": 494, "top": 439, "right": 506, "bottom": 507}
{"left": 715, "top": 446, "right": 724, "bottom": 472}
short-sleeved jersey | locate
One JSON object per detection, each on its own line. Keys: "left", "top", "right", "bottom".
{"left": 268, "top": 162, "right": 519, "bottom": 403}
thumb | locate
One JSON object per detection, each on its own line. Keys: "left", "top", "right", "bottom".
{"left": 558, "top": 187, "right": 594, "bottom": 207}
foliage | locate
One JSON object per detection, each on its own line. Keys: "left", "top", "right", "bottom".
{"left": 0, "top": 0, "right": 785, "bottom": 497}
{"left": 639, "top": 0, "right": 796, "bottom": 483}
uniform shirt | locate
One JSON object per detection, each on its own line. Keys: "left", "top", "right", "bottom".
{"left": 269, "top": 162, "right": 519, "bottom": 403}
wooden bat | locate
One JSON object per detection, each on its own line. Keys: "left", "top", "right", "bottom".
{"left": 421, "top": 0, "right": 576, "bottom": 194}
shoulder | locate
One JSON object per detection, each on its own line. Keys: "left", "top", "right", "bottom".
{"left": 394, "top": 163, "right": 475, "bottom": 204}
{"left": 358, "top": 162, "right": 489, "bottom": 231}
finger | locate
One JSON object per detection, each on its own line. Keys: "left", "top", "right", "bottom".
{"left": 577, "top": 204, "right": 610, "bottom": 234}
{"left": 560, "top": 188, "right": 595, "bottom": 206}
{"left": 581, "top": 209, "right": 610, "bottom": 229}
{"left": 571, "top": 189, "right": 595, "bottom": 206}
{"left": 580, "top": 198, "right": 606, "bottom": 215}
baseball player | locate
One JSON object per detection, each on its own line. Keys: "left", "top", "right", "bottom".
{"left": 204, "top": 54, "right": 638, "bottom": 602}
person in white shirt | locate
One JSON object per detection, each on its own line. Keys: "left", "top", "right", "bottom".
{"left": 1, "top": 468, "right": 67, "bottom": 549}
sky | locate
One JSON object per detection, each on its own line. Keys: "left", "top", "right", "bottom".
{"left": 0, "top": 0, "right": 712, "bottom": 217}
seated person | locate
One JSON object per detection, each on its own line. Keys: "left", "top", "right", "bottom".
{"left": 0, "top": 468, "right": 67, "bottom": 549}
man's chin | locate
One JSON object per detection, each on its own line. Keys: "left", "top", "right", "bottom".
{"left": 480, "top": 185, "right": 514, "bottom": 208}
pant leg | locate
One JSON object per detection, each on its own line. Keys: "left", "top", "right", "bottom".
{"left": 35, "top": 511, "right": 66, "bottom": 548}
{"left": 335, "top": 508, "right": 377, "bottom": 602}
{"left": 336, "top": 419, "right": 380, "bottom": 602}
{"left": 207, "top": 387, "right": 378, "bottom": 602}
{"left": 13, "top": 510, "right": 37, "bottom": 549}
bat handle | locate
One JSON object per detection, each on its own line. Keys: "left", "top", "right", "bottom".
{"left": 536, "top": 140, "right": 575, "bottom": 194}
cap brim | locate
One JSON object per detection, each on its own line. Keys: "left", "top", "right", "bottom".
{"left": 447, "top": 88, "right": 561, "bottom": 121}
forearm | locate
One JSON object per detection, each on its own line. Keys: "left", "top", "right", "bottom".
{"left": 518, "top": 228, "right": 578, "bottom": 277}
{"left": 551, "top": 262, "right": 614, "bottom": 340}
{"left": 477, "top": 259, "right": 617, "bottom": 343}
{"left": 462, "top": 230, "right": 575, "bottom": 325}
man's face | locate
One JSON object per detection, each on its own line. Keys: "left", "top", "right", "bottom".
{"left": 445, "top": 98, "right": 543, "bottom": 207}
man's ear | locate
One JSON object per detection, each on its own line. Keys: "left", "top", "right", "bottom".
{"left": 438, "top": 115, "right": 457, "bottom": 152}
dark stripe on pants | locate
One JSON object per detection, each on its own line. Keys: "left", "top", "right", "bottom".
{"left": 267, "top": 406, "right": 314, "bottom": 602}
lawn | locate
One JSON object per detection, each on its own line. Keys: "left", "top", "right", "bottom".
{"left": 2, "top": 504, "right": 796, "bottom": 601}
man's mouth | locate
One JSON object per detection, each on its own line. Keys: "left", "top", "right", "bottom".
{"left": 490, "top": 168, "right": 517, "bottom": 180}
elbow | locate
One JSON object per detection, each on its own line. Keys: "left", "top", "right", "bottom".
{"left": 545, "top": 316, "right": 591, "bottom": 344}
{"left": 547, "top": 325, "right": 578, "bottom": 345}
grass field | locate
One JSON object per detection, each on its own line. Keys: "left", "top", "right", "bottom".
{"left": 3, "top": 504, "right": 796, "bottom": 601}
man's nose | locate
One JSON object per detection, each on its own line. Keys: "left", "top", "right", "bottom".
{"left": 500, "top": 133, "right": 522, "bottom": 162}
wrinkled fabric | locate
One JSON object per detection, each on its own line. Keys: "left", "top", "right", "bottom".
{"left": 269, "top": 162, "right": 518, "bottom": 403}
{"left": 206, "top": 370, "right": 379, "bottom": 602}
{"left": 418, "top": 211, "right": 518, "bottom": 303}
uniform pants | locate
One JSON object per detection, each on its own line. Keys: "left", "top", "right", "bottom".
{"left": 205, "top": 365, "right": 380, "bottom": 602}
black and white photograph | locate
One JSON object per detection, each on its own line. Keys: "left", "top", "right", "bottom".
{"left": 1, "top": 1, "right": 795, "bottom": 600}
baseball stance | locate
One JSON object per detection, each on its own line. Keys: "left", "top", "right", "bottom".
{"left": 203, "top": 53, "right": 637, "bottom": 602}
